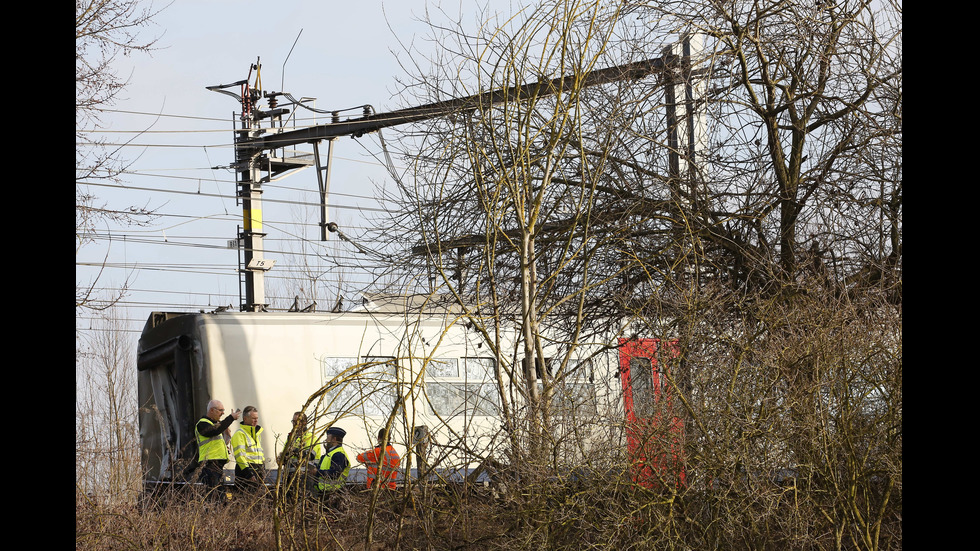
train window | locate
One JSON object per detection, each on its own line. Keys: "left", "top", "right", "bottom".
{"left": 549, "top": 358, "right": 598, "bottom": 417}
{"left": 427, "top": 358, "right": 459, "bottom": 378}
{"left": 425, "top": 358, "right": 460, "bottom": 417}
{"left": 630, "top": 357, "right": 655, "bottom": 417}
{"left": 320, "top": 356, "right": 396, "bottom": 417}
{"left": 425, "top": 358, "right": 498, "bottom": 417}
{"left": 522, "top": 356, "right": 553, "bottom": 380}
{"left": 567, "top": 357, "right": 595, "bottom": 382}
{"left": 463, "top": 358, "right": 499, "bottom": 416}
{"left": 361, "top": 357, "right": 397, "bottom": 416}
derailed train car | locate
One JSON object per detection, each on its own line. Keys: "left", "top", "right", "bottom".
{"left": 137, "top": 303, "right": 684, "bottom": 491}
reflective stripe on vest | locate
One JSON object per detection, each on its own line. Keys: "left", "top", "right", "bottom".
{"left": 361, "top": 445, "right": 401, "bottom": 489}
{"left": 232, "top": 425, "right": 265, "bottom": 469}
{"left": 317, "top": 446, "right": 351, "bottom": 491}
{"left": 196, "top": 418, "right": 228, "bottom": 461}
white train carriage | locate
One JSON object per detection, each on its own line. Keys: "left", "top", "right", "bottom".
{"left": 137, "top": 304, "right": 682, "bottom": 489}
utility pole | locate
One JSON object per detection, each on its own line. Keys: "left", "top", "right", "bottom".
{"left": 210, "top": 60, "right": 309, "bottom": 311}
{"left": 662, "top": 34, "right": 707, "bottom": 463}
{"left": 236, "top": 68, "right": 267, "bottom": 312}
{"left": 209, "top": 51, "right": 688, "bottom": 312}
{"left": 663, "top": 34, "right": 707, "bottom": 198}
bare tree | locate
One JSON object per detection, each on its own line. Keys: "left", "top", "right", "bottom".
{"left": 75, "top": 0, "right": 168, "bottom": 514}
{"left": 76, "top": 0, "right": 166, "bottom": 311}
{"left": 76, "top": 312, "right": 141, "bottom": 504}
{"left": 366, "top": 0, "right": 659, "bottom": 472}
{"left": 348, "top": 0, "right": 900, "bottom": 548}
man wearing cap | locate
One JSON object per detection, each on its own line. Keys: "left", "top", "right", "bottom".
{"left": 316, "top": 426, "right": 351, "bottom": 494}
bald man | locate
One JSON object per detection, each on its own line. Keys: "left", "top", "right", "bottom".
{"left": 195, "top": 399, "right": 241, "bottom": 495}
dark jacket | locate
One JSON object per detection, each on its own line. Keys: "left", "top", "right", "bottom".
{"left": 196, "top": 415, "right": 236, "bottom": 440}
{"left": 320, "top": 444, "right": 350, "bottom": 480}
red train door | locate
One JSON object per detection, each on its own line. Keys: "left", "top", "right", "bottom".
{"left": 618, "top": 338, "right": 685, "bottom": 489}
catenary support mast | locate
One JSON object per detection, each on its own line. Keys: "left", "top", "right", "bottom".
{"left": 209, "top": 46, "right": 702, "bottom": 312}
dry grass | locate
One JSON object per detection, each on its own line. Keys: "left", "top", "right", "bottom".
{"left": 77, "top": 488, "right": 278, "bottom": 550}
{"left": 76, "top": 475, "right": 903, "bottom": 551}
{"left": 75, "top": 483, "right": 512, "bottom": 551}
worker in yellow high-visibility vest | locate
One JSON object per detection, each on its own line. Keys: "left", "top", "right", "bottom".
{"left": 195, "top": 399, "right": 241, "bottom": 495}
{"left": 317, "top": 426, "right": 351, "bottom": 495}
{"left": 231, "top": 405, "right": 266, "bottom": 492}
{"left": 280, "top": 412, "right": 322, "bottom": 467}
{"left": 279, "top": 412, "right": 323, "bottom": 494}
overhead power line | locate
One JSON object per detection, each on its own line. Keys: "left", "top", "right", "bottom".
{"left": 92, "top": 108, "right": 233, "bottom": 122}
{"left": 77, "top": 128, "right": 231, "bottom": 134}
{"left": 77, "top": 180, "right": 394, "bottom": 214}
{"left": 85, "top": 168, "right": 388, "bottom": 202}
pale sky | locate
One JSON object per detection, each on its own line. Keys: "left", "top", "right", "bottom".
{"left": 78, "top": 0, "right": 526, "bottom": 336}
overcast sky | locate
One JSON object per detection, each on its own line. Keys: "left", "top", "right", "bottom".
{"left": 77, "top": 0, "right": 527, "bottom": 336}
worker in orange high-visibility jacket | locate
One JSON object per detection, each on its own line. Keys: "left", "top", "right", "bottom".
{"left": 356, "top": 428, "right": 401, "bottom": 490}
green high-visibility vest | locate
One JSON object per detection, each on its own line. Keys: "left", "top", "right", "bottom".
{"left": 196, "top": 417, "right": 228, "bottom": 461}
{"left": 317, "top": 445, "right": 350, "bottom": 491}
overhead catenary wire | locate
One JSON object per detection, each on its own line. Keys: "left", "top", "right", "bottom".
{"left": 81, "top": 168, "right": 391, "bottom": 202}
{"left": 77, "top": 180, "right": 394, "bottom": 214}
{"left": 75, "top": 238, "right": 383, "bottom": 264}
{"left": 78, "top": 99, "right": 419, "bottom": 324}
{"left": 77, "top": 109, "right": 445, "bottom": 143}
{"left": 77, "top": 144, "right": 398, "bottom": 171}
{"left": 76, "top": 208, "right": 379, "bottom": 238}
